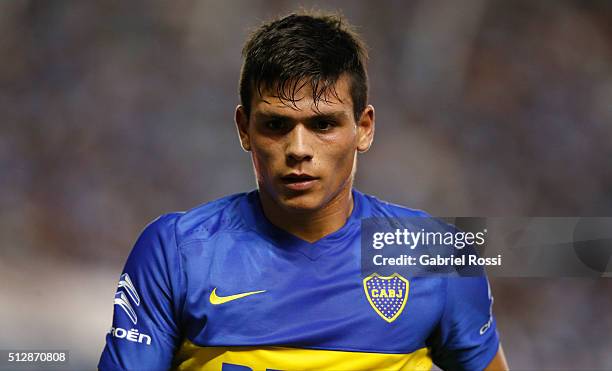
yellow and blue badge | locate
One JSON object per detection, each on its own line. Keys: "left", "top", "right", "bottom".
{"left": 363, "top": 273, "right": 410, "bottom": 323}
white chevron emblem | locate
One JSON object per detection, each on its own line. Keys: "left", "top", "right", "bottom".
{"left": 114, "top": 273, "right": 140, "bottom": 324}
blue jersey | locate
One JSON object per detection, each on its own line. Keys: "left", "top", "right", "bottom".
{"left": 99, "top": 190, "right": 499, "bottom": 370}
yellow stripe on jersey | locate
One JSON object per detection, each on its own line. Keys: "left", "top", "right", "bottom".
{"left": 173, "top": 339, "right": 432, "bottom": 371}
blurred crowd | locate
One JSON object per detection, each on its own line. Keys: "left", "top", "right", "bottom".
{"left": 1, "top": 0, "right": 610, "bottom": 369}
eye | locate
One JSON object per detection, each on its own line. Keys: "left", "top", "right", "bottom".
{"left": 265, "top": 120, "right": 286, "bottom": 131}
{"left": 313, "top": 120, "right": 334, "bottom": 131}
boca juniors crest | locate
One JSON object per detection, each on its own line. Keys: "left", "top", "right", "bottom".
{"left": 363, "top": 273, "right": 410, "bottom": 323}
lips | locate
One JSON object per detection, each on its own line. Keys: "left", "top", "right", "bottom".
{"left": 280, "top": 173, "right": 319, "bottom": 191}
{"left": 281, "top": 173, "right": 318, "bottom": 183}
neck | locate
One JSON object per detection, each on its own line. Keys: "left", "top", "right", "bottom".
{"left": 258, "top": 187, "right": 354, "bottom": 243}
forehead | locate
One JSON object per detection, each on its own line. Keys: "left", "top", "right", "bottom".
{"left": 250, "top": 74, "right": 354, "bottom": 119}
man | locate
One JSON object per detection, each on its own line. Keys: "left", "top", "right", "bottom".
{"left": 99, "top": 12, "right": 508, "bottom": 370}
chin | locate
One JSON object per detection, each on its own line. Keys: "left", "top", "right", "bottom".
{"left": 276, "top": 192, "right": 325, "bottom": 213}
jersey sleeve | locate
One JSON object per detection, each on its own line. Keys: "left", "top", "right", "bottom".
{"left": 427, "top": 276, "right": 500, "bottom": 371}
{"left": 98, "top": 213, "right": 185, "bottom": 371}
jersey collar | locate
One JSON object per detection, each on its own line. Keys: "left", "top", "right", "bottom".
{"left": 240, "top": 189, "right": 366, "bottom": 260}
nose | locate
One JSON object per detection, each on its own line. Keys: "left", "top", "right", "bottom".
{"left": 285, "top": 124, "right": 313, "bottom": 163}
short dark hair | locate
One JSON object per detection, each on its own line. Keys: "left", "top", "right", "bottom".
{"left": 239, "top": 12, "right": 369, "bottom": 122}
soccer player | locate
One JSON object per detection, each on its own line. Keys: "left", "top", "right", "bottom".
{"left": 99, "top": 12, "right": 508, "bottom": 371}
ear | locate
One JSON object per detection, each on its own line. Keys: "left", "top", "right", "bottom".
{"left": 356, "top": 104, "right": 375, "bottom": 153}
{"left": 235, "top": 105, "right": 251, "bottom": 152}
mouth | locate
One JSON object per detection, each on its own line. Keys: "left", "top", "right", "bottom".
{"left": 280, "top": 173, "right": 320, "bottom": 191}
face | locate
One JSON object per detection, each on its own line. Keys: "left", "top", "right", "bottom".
{"left": 235, "top": 74, "right": 375, "bottom": 213}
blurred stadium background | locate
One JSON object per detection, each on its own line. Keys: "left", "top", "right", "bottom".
{"left": 1, "top": 0, "right": 611, "bottom": 369}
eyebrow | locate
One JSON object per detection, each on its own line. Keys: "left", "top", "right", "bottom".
{"left": 254, "top": 111, "right": 348, "bottom": 123}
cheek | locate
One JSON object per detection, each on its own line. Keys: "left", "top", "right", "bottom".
{"left": 251, "top": 150, "right": 270, "bottom": 174}
{"left": 322, "top": 137, "right": 357, "bottom": 173}
{"left": 251, "top": 141, "right": 281, "bottom": 174}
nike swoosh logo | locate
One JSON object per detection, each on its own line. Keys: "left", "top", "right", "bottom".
{"left": 209, "top": 288, "right": 266, "bottom": 305}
